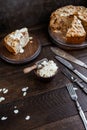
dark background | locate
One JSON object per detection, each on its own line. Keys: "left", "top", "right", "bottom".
{"left": 0, "top": 0, "right": 87, "bottom": 33}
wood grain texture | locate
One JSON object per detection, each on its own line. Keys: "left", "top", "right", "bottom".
{"left": 0, "top": 87, "right": 87, "bottom": 130}
{"left": 0, "top": 25, "right": 87, "bottom": 130}
{"left": 0, "top": 1, "right": 87, "bottom": 129}
{"left": 32, "top": 113, "right": 86, "bottom": 130}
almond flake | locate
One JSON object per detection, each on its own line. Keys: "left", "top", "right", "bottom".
{"left": 25, "top": 115, "right": 30, "bottom": 120}
{"left": 0, "top": 97, "right": 5, "bottom": 102}
{"left": 1, "top": 116, "right": 8, "bottom": 120}
{"left": 14, "top": 109, "right": 19, "bottom": 114}
{"left": 22, "top": 87, "right": 29, "bottom": 92}
{"left": 3, "top": 89, "right": 8, "bottom": 94}
{"left": 23, "top": 92, "right": 27, "bottom": 96}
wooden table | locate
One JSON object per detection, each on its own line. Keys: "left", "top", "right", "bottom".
{"left": 0, "top": 25, "right": 87, "bottom": 130}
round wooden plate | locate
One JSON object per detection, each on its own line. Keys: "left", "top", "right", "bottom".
{"left": 0, "top": 34, "right": 41, "bottom": 64}
{"left": 48, "top": 27, "right": 87, "bottom": 50}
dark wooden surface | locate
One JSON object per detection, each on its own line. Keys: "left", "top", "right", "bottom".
{"left": 0, "top": 25, "right": 87, "bottom": 130}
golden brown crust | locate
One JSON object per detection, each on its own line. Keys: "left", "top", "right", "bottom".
{"left": 49, "top": 5, "right": 87, "bottom": 44}
{"left": 66, "top": 16, "right": 86, "bottom": 44}
{"left": 76, "top": 6, "right": 86, "bottom": 13}
{"left": 4, "top": 27, "right": 29, "bottom": 54}
{"left": 4, "top": 40, "right": 16, "bottom": 54}
{"left": 66, "top": 36, "right": 86, "bottom": 44}
{"left": 78, "top": 9, "right": 87, "bottom": 35}
{"left": 50, "top": 5, "right": 77, "bottom": 31}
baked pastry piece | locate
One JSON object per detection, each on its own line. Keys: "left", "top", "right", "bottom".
{"left": 66, "top": 16, "right": 86, "bottom": 43}
{"left": 49, "top": 5, "right": 87, "bottom": 44}
{"left": 50, "top": 5, "right": 77, "bottom": 32}
{"left": 4, "top": 27, "right": 29, "bottom": 54}
{"left": 77, "top": 9, "right": 87, "bottom": 38}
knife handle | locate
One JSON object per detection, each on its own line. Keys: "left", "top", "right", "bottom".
{"left": 75, "top": 80, "right": 87, "bottom": 94}
{"left": 73, "top": 69, "right": 87, "bottom": 83}
{"left": 23, "top": 64, "right": 37, "bottom": 74}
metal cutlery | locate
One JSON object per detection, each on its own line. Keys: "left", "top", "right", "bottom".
{"left": 51, "top": 47, "right": 87, "bottom": 69}
{"left": 66, "top": 83, "right": 87, "bottom": 130}
{"left": 62, "top": 68, "right": 87, "bottom": 94}
{"left": 55, "top": 56, "right": 87, "bottom": 83}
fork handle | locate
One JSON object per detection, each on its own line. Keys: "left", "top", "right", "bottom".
{"left": 76, "top": 100, "right": 87, "bottom": 130}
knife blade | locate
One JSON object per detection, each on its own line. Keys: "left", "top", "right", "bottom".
{"left": 61, "top": 68, "right": 87, "bottom": 94}
{"left": 51, "top": 47, "right": 87, "bottom": 69}
{"left": 55, "top": 56, "right": 87, "bottom": 83}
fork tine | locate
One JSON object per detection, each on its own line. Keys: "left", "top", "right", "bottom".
{"left": 66, "top": 83, "right": 74, "bottom": 95}
{"left": 66, "top": 84, "right": 87, "bottom": 129}
{"left": 66, "top": 83, "right": 77, "bottom": 100}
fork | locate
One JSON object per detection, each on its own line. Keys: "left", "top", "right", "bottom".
{"left": 66, "top": 83, "right": 87, "bottom": 130}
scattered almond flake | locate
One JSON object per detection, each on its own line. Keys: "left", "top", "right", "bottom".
{"left": 29, "top": 37, "right": 33, "bottom": 40}
{"left": 25, "top": 115, "right": 30, "bottom": 120}
{"left": 3, "top": 89, "right": 8, "bottom": 94}
{"left": 14, "top": 109, "right": 19, "bottom": 114}
{"left": 22, "top": 87, "right": 29, "bottom": 92}
{"left": 0, "top": 97, "right": 5, "bottom": 102}
{"left": 23, "top": 92, "right": 27, "bottom": 96}
{"left": 1, "top": 116, "right": 8, "bottom": 120}
{"left": 0, "top": 89, "right": 2, "bottom": 92}
{"left": 0, "top": 88, "right": 9, "bottom": 94}
{"left": 3, "top": 88, "right": 6, "bottom": 91}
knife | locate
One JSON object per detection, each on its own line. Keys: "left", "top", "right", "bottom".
{"left": 61, "top": 68, "right": 87, "bottom": 94}
{"left": 55, "top": 56, "right": 87, "bottom": 83}
{"left": 51, "top": 47, "right": 87, "bottom": 69}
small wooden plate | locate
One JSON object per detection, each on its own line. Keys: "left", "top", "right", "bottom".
{"left": 0, "top": 34, "right": 41, "bottom": 64}
{"left": 48, "top": 27, "right": 87, "bottom": 50}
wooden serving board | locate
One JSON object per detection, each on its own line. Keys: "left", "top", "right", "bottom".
{"left": 48, "top": 27, "right": 87, "bottom": 50}
{"left": 0, "top": 34, "right": 41, "bottom": 64}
